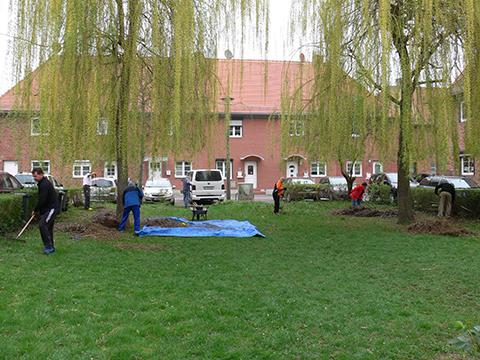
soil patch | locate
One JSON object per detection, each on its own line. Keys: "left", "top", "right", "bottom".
{"left": 332, "top": 206, "right": 398, "bottom": 219}
{"left": 146, "top": 218, "right": 190, "bottom": 228}
{"left": 405, "top": 219, "right": 478, "bottom": 237}
{"left": 56, "top": 206, "right": 125, "bottom": 239}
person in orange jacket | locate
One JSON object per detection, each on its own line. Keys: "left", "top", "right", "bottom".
{"left": 272, "top": 176, "right": 285, "bottom": 214}
{"left": 350, "top": 182, "right": 368, "bottom": 206}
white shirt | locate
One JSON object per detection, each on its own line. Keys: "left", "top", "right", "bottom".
{"left": 83, "top": 173, "right": 93, "bottom": 186}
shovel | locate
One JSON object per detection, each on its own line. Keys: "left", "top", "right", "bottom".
{"left": 454, "top": 202, "right": 473, "bottom": 213}
{"left": 6, "top": 214, "right": 35, "bottom": 242}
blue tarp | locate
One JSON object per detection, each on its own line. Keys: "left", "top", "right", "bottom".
{"left": 137, "top": 217, "right": 266, "bottom": 238}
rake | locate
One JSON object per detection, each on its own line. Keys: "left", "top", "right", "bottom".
{"left": 6, "top": 214, "right": 35, "bottom": 242}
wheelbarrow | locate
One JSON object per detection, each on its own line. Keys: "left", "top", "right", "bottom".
{"left": 190, "top": 205, "right": 208, "bottom": 221}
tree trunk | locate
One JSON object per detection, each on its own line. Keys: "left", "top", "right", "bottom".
{"left": 397, "top": 129, "right": 414, "bottom": 224}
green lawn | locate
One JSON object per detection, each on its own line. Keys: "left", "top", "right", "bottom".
{"left": 1, "top": 201, "right": 479, "bottom": 359}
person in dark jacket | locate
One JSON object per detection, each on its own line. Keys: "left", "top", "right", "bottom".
{"left": 435, "top": 182, "right": 455, "bottom": 218}
{"left": 32, "top": 167, "right": 60, "bottom": 254}
{"left": 350, "top": 182, "right": 368, "bottom": 206}
{"left": 183, "top": 177, "right": 192, "bottom": 208}
{"left": 118, "top": 181, "right": 144, "bottom": 232}
{"left": 272, "top": 177, "right": 285, "bottom": 214}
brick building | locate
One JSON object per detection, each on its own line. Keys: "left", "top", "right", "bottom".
{"left": 0, "top": 59, "right": 475, "bottom": 194}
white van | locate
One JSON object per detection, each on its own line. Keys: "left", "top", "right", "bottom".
{"left": 187, "top": 169, "right": 226, "bottom": 204}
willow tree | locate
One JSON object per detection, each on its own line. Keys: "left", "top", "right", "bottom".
{"left": 287, "top": 0, "right": 474, "bottom": 223}
{"left": 9, "top": 0, "right": 268, "bottom": 219}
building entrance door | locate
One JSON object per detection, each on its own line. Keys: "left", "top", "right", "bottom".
{"left": 286, "top": 161, "right": 298, "bottom": 178}
{"left": 244, "top": 161, "right": 257, "bottom": 188}
{"left": 4, "top": 161, "right": 18, "bottom": 174}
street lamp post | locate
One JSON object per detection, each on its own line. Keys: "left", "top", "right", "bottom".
{"left": 222, "top": 97, "right": 234, "bottom": 200}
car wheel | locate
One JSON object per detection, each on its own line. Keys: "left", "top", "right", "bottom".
{"left": 170, "top": 198, "right": 175, "bottom": 206}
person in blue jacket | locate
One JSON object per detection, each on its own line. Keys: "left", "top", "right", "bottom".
{"left": 118, "top": 181, "right": 144, "bottom": 232}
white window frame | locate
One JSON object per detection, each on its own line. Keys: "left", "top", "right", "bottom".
{"left": 461, "top": 155, "right": 475, "bottom": 175}
{"left": 97, "top": 118, "right": 109, "bottom": 135}
{"left": 73, "top": 160, "right": 92, "bottom": 178}
{"left": 216, "top": 159, "right": 233, "bottom": 179}
{"left": 373, "top": 161, "right": 383, "bottom": 174}
{"left": 460, "top": 102, "right": 467, "bottom": 122}
{"left": 229, "top": 120, "right": 243, "bottom": 138}
{"left": 175, "top": 161, "right": 191, "bottom": 178}
{"left": 346, "top": 161, "right": 362, "bottom": 177}
{"left": 310, "top": 161, "right": 326, "bottom": 177}
{"left": 289, "top": 120, "right": 305, "bottom": 137}
{"left": 104, "top": 162, "right": 117, "bottom": 179}
{"left": 31, "top": 160, "right": 51, "bottom": 173}
{"left": 30, "top": 117, "right": 50, "bottom": 136}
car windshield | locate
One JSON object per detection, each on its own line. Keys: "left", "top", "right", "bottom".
{"left": 386, "top": 173, "right": 398, "bottom": 184}
{"left": 15, "top": 174, "right": 36, "bottom": 184}
{"left": 329, "top": 177, "right": 346, "bottom": 185}
{"left": 449, "top": 178, "right": 480, "bottom": 188}
{"left": 96, "top": 179, "right": 114, "bottom": 187}
{"left": 146, "top": 179, "right": 171, "bottom": 187}
{"left": 195, "top": 171, "right": 222, "bottom": 181}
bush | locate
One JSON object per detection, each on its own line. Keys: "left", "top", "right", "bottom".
{"left": 366, "top": 183, "right": 394, "bottom": 205}
{"left": 66, "top": 187, "right": 85, "bottom": 207}
{"left": 411, "top": 187, "right": 480, "bottom": 217}
{"left": 283, "top": 183, "right": 322, "bottom": 201}
{"left": 0, "top": 193, "right": 26, "bottom": 234}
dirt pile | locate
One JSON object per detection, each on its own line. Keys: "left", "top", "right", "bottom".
{"left": 332, "top": 206, "right": 398, "bottom": 219}
{"left": 146, "top": 218, "right": 190, "bottom": 228}
{"left": 56, "top": 207, "right": 123, "bottom": 239}
{"left": 405, "top": 219, "right": 478, "bottom": 237}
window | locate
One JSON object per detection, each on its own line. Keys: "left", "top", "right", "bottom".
{"left": 175, "top": 161, "right": 191, "bottom": 177}
{"left": 73, "top": 160, "right": 91, "bottom": 178}
{"left": 430, "top": 162, "right": 436, "bottom": 175}
{"left": 346, "top": 161, "right": 362, "bottom": 177}
{"left": 289, "top": 120, "right": 304, "bottom": 136}
{"left": 460, "top": 102, "right": 467, "bottom": 122}
{"left": 97, "top": 118, "right": 108, "bottom": 135}
{"left": 461, "top": 155, "right": 475, "bottom": 175}
{"left": 373, "top": 161, "right": 383, "bottom": 174}
{"left": 31, "top": 160, "right": 50, "bottom": 173}
{"left": 216, "top": 159, "right": 233, "bottom": 179}
{"left": 30, "top": 117, "right": 49, "bottom": 136}
{"left": 229, "top": 120, "right": 243, "bottom": 138}
{"left": 104, "top": 162, "right": 117, "bottom": 178}
{"left": 310, "top": 162, "right": 326, "bottom": 177}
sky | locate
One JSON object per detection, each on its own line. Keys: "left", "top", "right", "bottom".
{"left": 0, "top": 0, "right": 296, "bottom": 96}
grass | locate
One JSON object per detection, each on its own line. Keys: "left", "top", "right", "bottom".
{"left": 1, "top": 200, "right": 479, "bottom": 359}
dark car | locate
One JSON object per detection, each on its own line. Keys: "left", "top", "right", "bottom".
{"left": 0, "top": 171, "right": 24, "bottom": 193}
{"left": 417, "top": 175, "right": 480, "bottom": 189}
{"left": 283, "top": 177, "right": 319, "bottom": 201}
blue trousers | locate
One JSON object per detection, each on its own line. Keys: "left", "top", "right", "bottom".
{"left": 118, "top": 205, "right": 141, "bottom": 232}
{"left": 352, "top": 199, "right": 362, "bottom": 206}
{"left": 184, "top": 191, "right": 190, "bottom": 208}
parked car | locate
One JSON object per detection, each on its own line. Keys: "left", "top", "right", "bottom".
{"left": 143, "top": 178, "right": 176, "bottom": 205}
{"left": 187, "top": 169, "right": 226, "bottom": 204}
{"left": 368, "top": 172, "right": 399, "bottom": 198}
{"left": 0, "top": 171, "right": 24, "bottom": 193}
{"left": 318, "top": 176, "right": 348, "bottom": 200}
{"left": 15, "top": 173, "right": 37, "bottom": 188}
{"left": 417, "top": 175, "right": 480, "bottom": 189}
{"left": 15, "top": 172, "right": 64, "bottom": 190}
{"left": 90, "top": 177, "right": 117, "bottom": 202}
{"left": 283, "top": 177, "right": 319, "bottom": 201}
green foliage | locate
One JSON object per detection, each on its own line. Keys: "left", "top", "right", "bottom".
{"left": 448, "top": 321, "right": 480, "bottom": 353}
{"left": 365, "top": 183, "right": 394, "bottom": 205}
{"left": 283, "top": 183, "right": 322, "bottom": 201}
{"left": 0, "top": 193, "right": 26, "bottom": 234}
{"left": 411, "top": 187, "right": 480, "bottom": 217}
{"left": 66, "top": 187, "right": 84, "bottom": 208}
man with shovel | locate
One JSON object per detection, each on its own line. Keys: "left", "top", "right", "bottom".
{"left": 32, "top": 167, "right": 60, "bottom": 254}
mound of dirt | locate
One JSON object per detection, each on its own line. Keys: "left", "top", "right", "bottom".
{"left": 405, "top": 219, "right": 478, "bottom": 237}
{"left": 332, "top": 206, "right": 398, "bottom": 219}
{"left": 56, "top": 207, "right": 125, "bottom": 239}
{"left": 146, "top": 218, "right": 190, "bottom": 228}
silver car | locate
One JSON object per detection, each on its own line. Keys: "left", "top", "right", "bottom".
{"left": 143, "top": 178, "right": 175, "bottom": 205}
{"left": 90, "top": 177, "right": 117, "bottom": 202}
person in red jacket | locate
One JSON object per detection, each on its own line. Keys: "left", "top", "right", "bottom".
{"left": 350, "top": 182, "right": 368, "bottom": 206}
{"left": 272, "top": 176, "right": 285, "bottom": 214}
